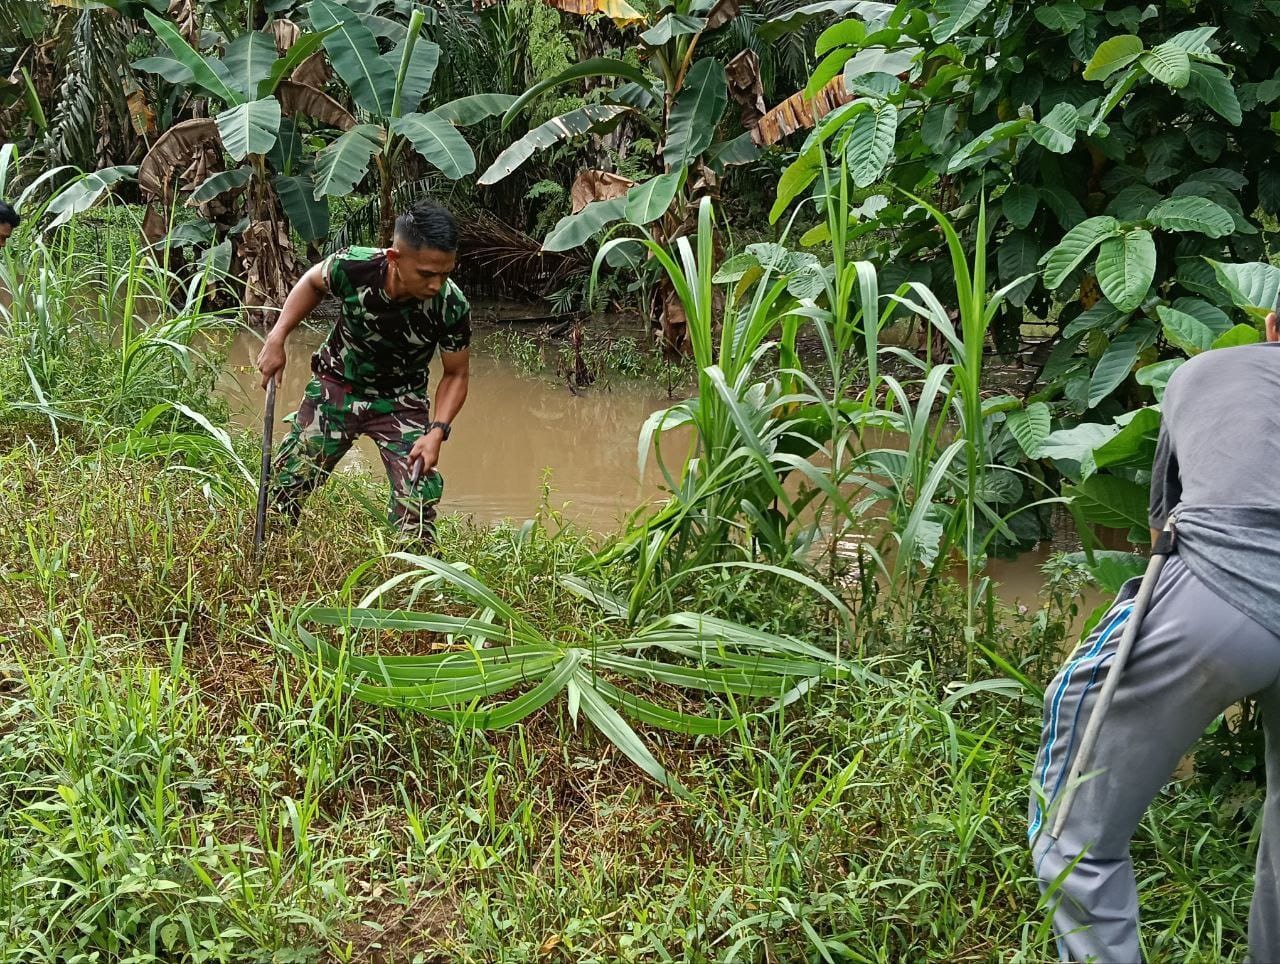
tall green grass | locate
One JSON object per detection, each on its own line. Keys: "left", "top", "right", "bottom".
{"left": 0, "top": 229, "right": 234, "bottom": 439}
{"left": 0, "top": 447, "right": 1259, "bottom": 961}
{"left": 0, "top": 150, "right": 236, "bottom": 449}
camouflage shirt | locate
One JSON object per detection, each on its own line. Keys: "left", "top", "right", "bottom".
{"left": 312, "top": 246, "right": 471, "bottom": 398}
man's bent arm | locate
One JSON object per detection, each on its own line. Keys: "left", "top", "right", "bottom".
{"left": 269, "top": 263, "right": 328, "bottom": 343}
{"left": 257, "top": 263, "right": 328, "bottom": 387}
{"left": 431, "top": 348, "right": 470, "bottom": 430}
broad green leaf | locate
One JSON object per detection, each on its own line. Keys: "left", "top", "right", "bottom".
{"left": 269, "top": 116, "right": 304, "bottom": 175}
{"left": 1106, "top": 184, "right": 1162, "bottom": 220}
{"left": 431, "top": 94, "right": 519, "bottom": 127}
{"left": 1067, "top": 474, "right": 1149, "bottom": 529}
{"left": 1063, "top": 301, "right": 1124, "bottom": 339}
{"left": 805, "top": 48, "right": 853, "bottom": 99}
{"left": 640, "top": 13, "right": 705, "bottom": 45}
{"left": 845, "top": 101, "right": 898, "bottom": 187}
{"left": 358, "top": 13, "right": 410, "bottom": 42}
{"left": 757, "top": 0, "right": 891, "bottom": 39}
{"left": 946, "top": 118, "right": 1029, "bottom": 173}
{"left": 261, "top": 30, "right": 330, "bottom": 97}
{"left": 1135, "top": 357, "right": 1184, "bottom": 401}
{"left": 705, "top": 132, "right": 760, "bottom": 168}
{"left": 1157, "top": 305, "right": 1214, "bottom": 354}
{"left": 1029, "top": 102, "right": 1078, "bottom": 154}
{"left": 608, "top": 81, "right": 657, "bottom": 111}
{"left": 1209, "top": 260, "right": 1280, "bottom": 320}
{"left": 1002, "top": 184, "right": 1039, "bottom": 229}
{"left": 390, "top": 112, "right": 475, "bottom": 179}
{"left": 1147, "top": 196, "right": 1234, "bottom": 238}
{"left": 1179, "top": 258, "right": 1232, "bottom": 303}
{"left": 215, "top": 97, "right": 281, "bottom": 161}
{"left": 1089, "top": 66, "right": 1140, "bottom": 134}
{"left": 1261, "top": 168, "right": 1280, "bottom": 215}
{"left": 44, "top": 166, "right": 136, "bottom": 228}
{"left": 997, "top": 231, "right": 1039, "bottom": 307}
{"left": 1212, "top": 324, "right": 1262, "bottom": 349}
{"left": 1166, "top": 26, "right": 1216, "bottom": 56}
{"left": 191, "top": 167, "right": 252, "bottom": 203}
{"left": 309, "top": 0, "right": 396, "bottom": 117}
{"left": 801, "top": 98, "right": 869, "bottom": 155}
{"left": 625, "top": 171, "right": 682, "bottom": 226}
{"left": 933, "top": 0, "right": 991, "bottom": 42}
{"left": 815, "top": 18, "right": 866, "bottom": 57}
{"left": 1040, "top": 422, "right": 1121, "bottom": 474}
{"left": 165, "top": 221, "right": 216, "bottom": 248}
{"left": 385, "top": 36, "right": 440, "bottom": 115}
{"left": 132, "top": 56, "right": 195, "bottom": 86}
{"left": 1005, "top": 401, "right": 1051, "bottom": 458}
{"left": 1093, "top": 407, "right": 1161, "bottom": 471}
{"left": 1034, "top": 3, "right": 1085, "bottom": 32}
{"left": 479, "top": 105, "right": 629, "bottom": 186}
{"left": 1140, "top": 42, "right": 1191, "bottom": 88}
{"left": 664, "top": 59, "right": 727, "bottom": 166}
{"left": 225, "top": 30, "right": 277, "bottom": 100}
{"left": 800, "top": 222, "right": 831, "bottom": 247}
{"left": 842, "top": 45, "right": 919, "bottom": 86}
{"left": 1185, "top": 62, "right": 1242, "bottom": 124}
{"left": 143, "top": 10, "right": 239, "bottom": 105}
{"left": 770, "top": 149, "right": 821, "bottom": 222}
{"left": 1096, "top": 229, "right": 1155, "bottom": 313}
{"left": 502, "top": 58, "right": 652, "bottom": 130}
{"left": 1089, "top": 321, "right": 1154, "bottom": 407}
{"left": 1041, "top": 215, "right": 1120, "bottom": 289}
{"left": 543, "top": 196, "right": 627, "bottom": 252}
{"left": 313, "top": 123, "right": 382, "bottom": 198}
{"left": 275, "top": 174, "right": 330, "bottom": 241}
{"left": 1169, "top": 297, "right": 1231, "bottom": 335}
{"left": 1084, "top": 34, "right": 1143, "bottom": 82}
{"left": 1043, "top": 187, "right": 1088, "bottom": 227}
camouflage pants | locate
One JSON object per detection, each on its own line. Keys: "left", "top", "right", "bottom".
{"left": 273, "top": 377, "right": 443, "bottom": 544}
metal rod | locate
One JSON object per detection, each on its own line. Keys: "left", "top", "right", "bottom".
{"left": 1050, "top": 527, "right": 1173, "bottom": 838}
{"left": 254, "top": 378, "right": 277, "bottom": 555}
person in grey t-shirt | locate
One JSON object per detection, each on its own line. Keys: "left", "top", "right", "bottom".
{"left": 1030, "top": 312, "right": 1280, "bottom": 962}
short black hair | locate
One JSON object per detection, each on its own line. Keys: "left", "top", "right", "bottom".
{"left": 0, "top": 201, "right": 19, "bottom": 229}
{"left": 394, "top": 201, "right": 457, "bottom": 253}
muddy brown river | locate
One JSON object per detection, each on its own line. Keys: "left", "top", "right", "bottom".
{"left": 220, "top": 325, "right": 676, "bottom": 527}
{"left": 219, "top": 325, "right": 1102, "bottom": 619}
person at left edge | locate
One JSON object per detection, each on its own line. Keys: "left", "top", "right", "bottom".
{"left": 0, "top": 201, "right": 20, "bottom": 248}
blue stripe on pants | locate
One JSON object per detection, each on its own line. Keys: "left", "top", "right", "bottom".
{"left": 1029, "top": 602, "right": 1133, "bottom": 841}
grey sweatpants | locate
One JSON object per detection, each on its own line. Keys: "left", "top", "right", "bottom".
{"left": 1029, "top": 555, "right": 1280, "bottom": 962}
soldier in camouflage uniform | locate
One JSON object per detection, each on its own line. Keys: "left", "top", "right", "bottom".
{"left": 255, "top": 201, "right": 470, "bottom": 547}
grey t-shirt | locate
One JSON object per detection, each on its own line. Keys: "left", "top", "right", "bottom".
{"left": 1150, "top": 341, "right": 1280, "bottom": 636}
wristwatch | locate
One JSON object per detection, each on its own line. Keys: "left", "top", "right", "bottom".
{"left": 427, "top": 420, "right": 452, "bottom": 441}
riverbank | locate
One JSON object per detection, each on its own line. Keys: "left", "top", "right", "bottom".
{"left": 0, "top": 442, "right": 1258, "bottom": 962}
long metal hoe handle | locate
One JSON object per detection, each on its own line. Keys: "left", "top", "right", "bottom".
{"left": 1049, "top": 539, "right": 1171, "bottom": 838}
{"left": 254, "top": 378, "right": 277, "bottom": 555}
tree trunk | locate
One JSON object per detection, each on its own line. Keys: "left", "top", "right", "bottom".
{"left": 377, "top": 154, "right": 395, "bottom": 246}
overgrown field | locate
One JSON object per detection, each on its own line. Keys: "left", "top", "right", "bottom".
{"left": 0, "top": 442, "right": 1261, "bottom": 962}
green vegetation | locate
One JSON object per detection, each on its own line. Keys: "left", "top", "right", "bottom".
{"left": 2, "top": 446, "right": 1261, "bottom": 961}
{"left": 3, "top": 0, "right": 1276, "bottom": 958}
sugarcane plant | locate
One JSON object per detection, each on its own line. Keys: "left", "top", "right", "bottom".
{"left": 282, "top": 552, "right": 849, "bottom": 794}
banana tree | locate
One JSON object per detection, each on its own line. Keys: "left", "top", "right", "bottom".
{"left": 476, "top": 0, "right": 836, "bottom": 350}
{"left": 132, "top": 10, "right": 340, "bottom": 306}
{"left": 303, "top": 0, "right": 518, "bottom": 243}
